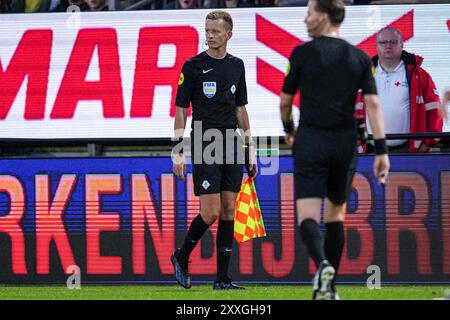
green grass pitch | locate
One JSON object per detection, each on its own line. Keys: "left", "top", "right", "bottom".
{"left": 0, "top": 284, "right": 448, "bottom": 300}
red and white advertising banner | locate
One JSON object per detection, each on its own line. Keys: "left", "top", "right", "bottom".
{"left": 1, "top": 5, "right": 449, "bottom": 139}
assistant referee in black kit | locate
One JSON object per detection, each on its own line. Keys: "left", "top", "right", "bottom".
{"left": 170, "top": 10, "right": 257, "bottom": 290}
{"left": 280, "top": 0, "right": 390, "bottom": 300}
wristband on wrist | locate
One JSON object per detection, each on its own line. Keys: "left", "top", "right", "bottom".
{"left": 282, "top": 120, "right": 295, "bottom": 134}
{"left": 374, "top": 139, "right": 388, "bottom": 155}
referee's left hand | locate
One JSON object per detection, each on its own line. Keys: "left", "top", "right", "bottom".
{"left": 246, "top": 163, "right": 258, "bottom": 178}
{"left": 374, "top": 154, "right": 390, "bottom": 185}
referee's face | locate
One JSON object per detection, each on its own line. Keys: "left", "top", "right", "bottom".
{"left": 205, "top": 19, "right": 232, "bottom": 51}
{"left": 305, "top": 0, "right": 326, "bottom": 38}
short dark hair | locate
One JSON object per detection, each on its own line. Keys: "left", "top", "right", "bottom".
{"left": 314, "top": 0, "right": 345, "bottom": 26}
{"left": 206, "top": 10, "right": 233, "bottom": 31}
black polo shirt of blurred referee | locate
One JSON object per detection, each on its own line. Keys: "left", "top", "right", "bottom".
{"left": 171, "top": 10, "right": 257, "bottom": 290}
{"left": 279, "top": 0, "right": 390, "bottom": 300}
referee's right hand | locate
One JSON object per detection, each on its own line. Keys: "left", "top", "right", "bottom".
{"left": 173, "top": 153, "right": 186, "bottom": 180}
{"left": 285, "top": 132, "right": 296, "bottom": 146}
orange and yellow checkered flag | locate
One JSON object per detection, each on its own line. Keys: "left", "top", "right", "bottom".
{"left": 234, "top": 177, "right": 266, "bottom": 244}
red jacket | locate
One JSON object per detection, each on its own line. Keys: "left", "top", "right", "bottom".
{"left": 356, "top": 51, "right": 443, "bottom": 152}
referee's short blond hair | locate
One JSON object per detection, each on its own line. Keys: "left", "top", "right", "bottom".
{"left": 314, "top": 0, "right": 345, "bottom": 26}
{"left": 206, "top": 10, "right": 233, "bottom": 31}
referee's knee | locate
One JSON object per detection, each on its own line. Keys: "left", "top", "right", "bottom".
{"left": 325, "top": 212, "right": 345, "bottom": 223}
{"left": 220, "top": 207, "right": 235, "bottom": 221}
{"left": 201, "top": 210, "right": 220, "bottom": 225}
{"left": 324, "top": 198, "right": 346, "bottom": 223}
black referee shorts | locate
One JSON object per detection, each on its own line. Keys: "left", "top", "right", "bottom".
{"left": 191, "top": 130, "right": 244, "bottom": 196}
{"left": 294, "top": 126, "right": 358, "bottom": 205}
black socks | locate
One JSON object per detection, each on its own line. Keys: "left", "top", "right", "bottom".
{"left": 324, "top": 221, "right": 345, "bottom": 273}
{"left": 178, "top": 216, "right": 235, "bottom": 282}
{"left": 216, "top": 220, "right": 234, "bottom": 282}
{"left": 299, "top": 219, "right": 345, "bottom": 288}
{"left": 178, "top": 214, "right": 211, "bottom": 268}
{"left": 299, "top": 218, "right": 326, "bottom": 268}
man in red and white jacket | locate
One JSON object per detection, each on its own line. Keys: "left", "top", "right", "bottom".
{"left": 357, "top": 27, "right": 443, "bottom": 153}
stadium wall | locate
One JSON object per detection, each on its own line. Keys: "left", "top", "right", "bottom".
{"left": 0, "top": 5, "right": 450, "bottom": 140}
{"left": 0, "top": 155, "right": 448, "bottom": 284}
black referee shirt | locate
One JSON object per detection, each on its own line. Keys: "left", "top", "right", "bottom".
{"left": 175, "top": 51, "right": 248, "bottom": 130}
{"left": 283, "top": 36, "right": 377, "bottom": 130}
